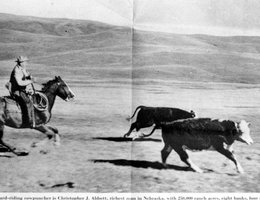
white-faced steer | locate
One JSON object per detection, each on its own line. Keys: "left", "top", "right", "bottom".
{"left": 161, "top": 118, "right": 253, "bottom": 173}
{"left": 124, "top": 106, "right": 196, "bottom": 138}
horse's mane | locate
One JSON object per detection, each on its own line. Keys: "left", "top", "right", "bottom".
{"left": 41, "top": 79, "right": 57, "bottom": 92}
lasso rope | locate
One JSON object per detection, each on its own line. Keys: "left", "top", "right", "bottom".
{"left": 33, "top": 91, "right": 49, "bottom": 111}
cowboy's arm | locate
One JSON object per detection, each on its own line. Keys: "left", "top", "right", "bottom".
{"left": 14, "top": 67, "right": 33, "bottom": 86}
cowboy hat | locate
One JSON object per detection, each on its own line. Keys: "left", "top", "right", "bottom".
{"left": 15, "top": 56, "right": 29, "bottom": 63}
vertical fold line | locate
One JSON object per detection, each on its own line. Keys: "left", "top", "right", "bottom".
{"left": 131, "top": 0, "right": 134, "bottom": 194}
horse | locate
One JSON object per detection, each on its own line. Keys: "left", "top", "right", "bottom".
{"left": 0, "top": 76, "right": 75, "bottom": 156}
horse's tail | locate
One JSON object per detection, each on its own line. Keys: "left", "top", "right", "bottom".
{"left": 126, "top": 105, "right": 144, "bottom": 121}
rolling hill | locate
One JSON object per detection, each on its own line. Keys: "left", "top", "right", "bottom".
{"left": 0, "top": 13, "right": 260, "bottom": 84}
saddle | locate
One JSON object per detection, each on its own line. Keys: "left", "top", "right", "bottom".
{"left": 5, "top": 82, "right": 48, "bottom": 112}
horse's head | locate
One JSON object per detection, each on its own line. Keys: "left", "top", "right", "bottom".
{"left": 42, "top": 76, "right": 75, "bottom": 101}
{"left": 54, "top": 76, "right": 75, "bottom": 101}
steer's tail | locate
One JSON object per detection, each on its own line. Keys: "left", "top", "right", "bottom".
{"left": 126, "top": 105, "right": 144, "bottom": 121}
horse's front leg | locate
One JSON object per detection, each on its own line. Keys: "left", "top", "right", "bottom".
{"left": 46, "top": 125, "right": 60, "bottom": 145}
{"left": 32, "top": 125, "right": 60, "bottom": 147}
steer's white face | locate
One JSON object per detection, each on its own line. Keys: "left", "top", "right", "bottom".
{"left": 237, "top": 120, "right": 253, "bottom": 145}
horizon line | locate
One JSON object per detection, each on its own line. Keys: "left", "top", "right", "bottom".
{"left": 1, "top": 12, "right": 260, "bottom": 37}
{"left": 134, "top": 24, "right": 260, "bottom": 37}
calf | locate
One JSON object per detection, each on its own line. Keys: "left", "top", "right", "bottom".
{"left": 124, "top": 106, "right": 195, "bottom": 138}
{"left": 161, "top": 118, "right": 253, "bottom": 173}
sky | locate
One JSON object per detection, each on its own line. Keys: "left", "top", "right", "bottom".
{"left": 0, "top": 0, "right": 133, "bottom": 26}
{"left": 134, "top": 0, "right": 260, "bottom": 35}
{"left": 1, "top": 0, "right": 260, "bottom": 36}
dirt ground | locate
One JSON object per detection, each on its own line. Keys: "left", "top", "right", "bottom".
{"left": 0, "top": 76, "right": 259, "bottom": 192}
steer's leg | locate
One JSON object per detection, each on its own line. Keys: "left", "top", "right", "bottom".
{"left": 175, "top": 147, "right": 203, "bottom": 173}
{"left": 124, "top": 122, "right": 137, "bottom": 138}
{"left": 143, "top": 125, "right": 157, "bottom": 138}
{"left": 161, "top": 143, "right": 172, "bottom": 168}
{"left": 216, "top": 145, "right": 244, "bottom": 174}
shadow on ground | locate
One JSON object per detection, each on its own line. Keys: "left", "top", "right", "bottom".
{"left": 0, "top": 154, "right": 13, "bottom": 158}
{"left": 0, "top": 148, "right": 13, "bottom": 158}
{"left": 0, "top": 145, "right": 8, "bottom": 152}
{"left": 92, "top": 137, "right": 161, "bottom": 142}
{"left": 91, "top": 159, "right": 191, "bottom": 171}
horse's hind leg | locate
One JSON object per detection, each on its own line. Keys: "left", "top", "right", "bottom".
{"left": 0, "top": 125, "right": 28, "bottom": 156}
{"left": 0, "top": 125, "right": 14, "bottom": 152}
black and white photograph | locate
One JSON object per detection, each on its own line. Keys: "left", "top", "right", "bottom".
{"left": 0, "top": 0, "right": 259, "bottom": 193}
